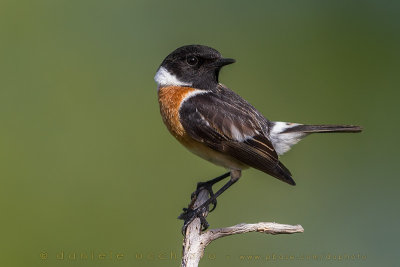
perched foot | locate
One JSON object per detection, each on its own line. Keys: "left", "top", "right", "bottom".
{"left": 190, "top": 182, "right": 218, "bottom": 212}
{"left": 178, "top": 206, "right": 209, "bottom": 234}
{"left": 178, "top": 172, "right": 232, "bottom": 234}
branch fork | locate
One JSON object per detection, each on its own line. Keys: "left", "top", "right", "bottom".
{"left": 181, "top": 189, "right": 304, "bottom": 267}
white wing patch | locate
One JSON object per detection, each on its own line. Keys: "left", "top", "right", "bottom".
{"left": 230, "top": 125, "right": 252, "bottom": 142}
{"left": 269, "top": 121, "right": 306, "bottom": 155}
{"left": 154, "top": 67, "right": 192, "bottom": 88}
{"left": 230, "top": 125, "right": 243, "bottom": 141}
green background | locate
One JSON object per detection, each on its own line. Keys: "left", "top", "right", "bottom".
{"left": 1, "top": 0, "right": 399, "bottom": 266}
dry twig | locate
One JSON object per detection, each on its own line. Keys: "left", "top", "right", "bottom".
{"left": 181, "top": 189, "right": 304, "bottom": 267}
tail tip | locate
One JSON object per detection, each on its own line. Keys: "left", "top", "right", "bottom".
{"left": 354, "top": 125, "right": 363, "bottom": 132}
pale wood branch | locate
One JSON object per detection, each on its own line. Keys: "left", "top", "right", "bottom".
{"left": 202, "top": 222, "right": 304, "bottom": 246}
{"left": 181, "top": 188, "right": 304, "bottom": 267}
{"left": 181, "top": 189, "right": 209, "bottom": 267}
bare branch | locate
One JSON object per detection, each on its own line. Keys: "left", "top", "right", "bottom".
{"left": 181, "top": 188, "right": 303, "bottom": 267}
{"left": 202, "top": 222, "right": 304, "bottom": 246}
{"left": 181, "top": 189, "right": 210, "bottom": 267}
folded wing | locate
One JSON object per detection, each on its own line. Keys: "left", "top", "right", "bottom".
{"left": 179, "top": 89, "right": 295, "bottom": 185}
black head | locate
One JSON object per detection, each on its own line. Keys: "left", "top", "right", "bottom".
{"left": 154, "top": 45, "right": 235, "bottom": 90}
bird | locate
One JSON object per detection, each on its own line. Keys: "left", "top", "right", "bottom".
{"left": 154, "top": 44, "right": 362, "bottom": 231}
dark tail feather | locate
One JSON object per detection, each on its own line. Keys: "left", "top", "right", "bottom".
{"left": 282, "top": 124, "right": 362, "bottom": 134}
{"left": 271, "top": 161, "right": 296, "bottom": 186}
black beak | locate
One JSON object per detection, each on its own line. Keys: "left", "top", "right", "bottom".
{"left": 215, "top": 58, "right": 236, "bottom": 67}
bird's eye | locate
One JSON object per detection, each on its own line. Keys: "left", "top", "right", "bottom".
{"left": 186, "top": 56, "right": 198, "bottom": 66}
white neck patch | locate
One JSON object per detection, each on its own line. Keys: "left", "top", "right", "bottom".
{"left": 154, "top": 67, "right": 192, "bottom": 88}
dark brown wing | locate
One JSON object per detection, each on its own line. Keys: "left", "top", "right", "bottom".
{"left": 179, "top": 90, "right": 295, "bottom": 185}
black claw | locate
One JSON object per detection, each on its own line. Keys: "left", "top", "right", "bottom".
{"left": 209, "top": 198, "right": 217, "bottom": 212}
{"left": 179, "top": 172, "right": 233, "bottom": 235}
{"left": 191, "top": 182, "right": 218, "bottom": 213}
{"left": 178, "top": 206, "right": 210, "bottom": 235}
{"left": 199, "top": 215, "right": 209, "bottom": 231}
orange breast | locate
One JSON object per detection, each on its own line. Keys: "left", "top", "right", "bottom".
{"left": 158, "top": 86, "right": 196, "bottom": 141}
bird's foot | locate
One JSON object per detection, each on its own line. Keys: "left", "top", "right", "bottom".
{"left": 178, "top": 206, "right": 210, "bottom": 234}
{"left": 190, "top": 181, "right": 218, "bottom": 212}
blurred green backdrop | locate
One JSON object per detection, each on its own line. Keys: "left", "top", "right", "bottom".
{"left": 0, "top": 0, "right": 399, "bottom": 266}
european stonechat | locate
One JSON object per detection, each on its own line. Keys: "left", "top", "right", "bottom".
{"left": 154, "top": 45, "right": 362, "bottom": 231}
